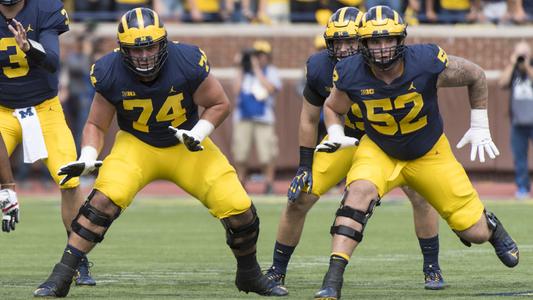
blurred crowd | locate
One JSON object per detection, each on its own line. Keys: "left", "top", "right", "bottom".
{"left": 63, "top": 0, "right": 533, "bottom": 25}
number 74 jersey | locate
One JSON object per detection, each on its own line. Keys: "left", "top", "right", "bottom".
{"left": 0, "top": 0, "right": 69, "bottom": 108}
{"left": 334, "top": 44, "right": 449, "bottom": 161}
{"left": 91, "top": 42, "right": 210, "bottom": 148}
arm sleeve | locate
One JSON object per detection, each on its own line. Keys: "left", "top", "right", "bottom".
{"left": 303, "top": 82, "right": 326, "bottom": 107}
{"left": 183, "top": 45, "right": 211, "bottom": 93}
{"left": 26, "top": 30, "right": 59, "bottom": 73}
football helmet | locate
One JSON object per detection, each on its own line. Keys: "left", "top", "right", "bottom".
{"left": 323, "top": 7, "right": 362, "bottom": 59}
{"left": 358, "top": 5, "right": 407, "bottom": 70}
{"left": 0, "top": 0, "right": 22, "bottom": 6}
{"left": 117, "top": 8, "right": 168, "bottom": 78}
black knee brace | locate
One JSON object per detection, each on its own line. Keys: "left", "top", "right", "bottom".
{"left": 330, "top": 195, "right": 380, "bottom": 243}
{"left": 71, "top": 191, "right": 120, "bottom": 243}
{"left": 221, "top": 205, "right": 260, "bottom": 252}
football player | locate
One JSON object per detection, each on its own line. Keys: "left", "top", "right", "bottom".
{"left": 266, "top": 7, "right": 446, "bottom": 293}
{"left": 314, "top": 6, "right": 519, "bottom": 299}
{"left": 0, "top": 0, "right": 94, "bottom": 285}
{"left": 33, "top": 8, "right": 286, "bottom": 298}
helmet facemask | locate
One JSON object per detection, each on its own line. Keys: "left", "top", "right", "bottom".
{"left": 120, "top": 37, "right": 168, "bottom": 79}
{"left": 360, "top": 36, "right": 405, "bottom": 70}
{"left": 327, "top": 37, "right": 359, "bottom": 60}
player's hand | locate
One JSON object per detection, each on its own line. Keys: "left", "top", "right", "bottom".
{"left": 168, "top": 126, "right": 204, "bottom": 152}
{"left": 7, "top": 18, "right": 30, "bottom": 52}
{"left": 0, "top": 189, "right": 19, "bottom": 233}
{"left": 457, "top": 109, "right": 500, "bottom": 163}
{"left": 287, "top": 166, "right": 312, "bottom": 202}
{"left": 58, "top": 160, "right": 103, "bottom": 185}
{"left": 316, "top": 136, "right": 359, "bottom": 153}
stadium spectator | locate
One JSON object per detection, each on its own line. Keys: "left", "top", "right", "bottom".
{"left": 290, "top": 0, "right": 322, "bottom": 23}
{"left": 232, "top": 40, "right": 281, "bottom": 194}
{"left": 33, "top": 8, "right": 286, "bottom": 298}
{"left": 422, "top": 0, "right": 483, "bottom": 23}
{"left": 481, "top": 0, "right": 509, "bottom": 23}
{"left": 499, "top": 41, "right": 533, "bottom": 200}
{"left": 511, "top": 0, "right": 533, "bottom": 24}
{"left": 63, "top": 34, "right": 93, "bottom": 153}
{"left": 184, "top": 0, "right": 224, "bottom": 22}
{"left": 72, "top": 0, "right": 115, "bottom": 21}
{"left": 261, "top": 0, "right": 290, "bottom": 23}
{"left": 115, "top": 0, "right": 152, "bottom": 15}
{"left": 153, "top": 0, "right": 183, "bottom": 22}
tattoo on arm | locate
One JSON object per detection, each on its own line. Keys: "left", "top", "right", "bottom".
{"left": 437, "top": 55, "right": 488, "bottom": 109}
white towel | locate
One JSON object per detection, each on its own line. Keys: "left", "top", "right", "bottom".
{"left": 14, "top": 107, "right": 48, "bottom": 163}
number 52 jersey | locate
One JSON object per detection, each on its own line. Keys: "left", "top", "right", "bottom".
{"left": 91, "top": 42, "right": 210, "bottom": 148}
{"left": 334, "top": 44, "right": 449, "bottom": 160}
{"left": 0, "top": 0, "right": 69, "bottom": 108}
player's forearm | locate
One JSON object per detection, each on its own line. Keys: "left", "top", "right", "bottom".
{"left": 299, "top": 100, "right": 321, "bottom": 147}
{"left": 24, "top": 30, "right": 60, "bottom": 73}
{"left": 323, "top": 103, "right": 344, "bottom": 129}
{"left": 81, "top": 122, "right": 105, "bottom": 155}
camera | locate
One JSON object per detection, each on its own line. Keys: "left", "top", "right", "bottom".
{"left": 517, "top": 55, "right": 526, "bottom": 64}
{"left": 241, "top": 48, "right": 257, "bottom": 73}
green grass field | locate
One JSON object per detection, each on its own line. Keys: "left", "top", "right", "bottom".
{"left": 1, "top": 195, "right": 532, "bottom": 299}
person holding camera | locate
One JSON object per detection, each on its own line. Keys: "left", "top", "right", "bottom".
{"left": 499, "top": 41, "right": 533, "bottom": 199}
{"left": 232, "top": 40, "right": 281, "bottom": 194}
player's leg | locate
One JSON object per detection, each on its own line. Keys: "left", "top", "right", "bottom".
{"left": 33, "top": 190, "right": 121, "bottom": 297}
{"left": 315, "top": 136, "right": 397, "bottom": 300}
{"left": 402, "top": 186, "right": 446, "bottom": 290}
{"left": 33, "top": 130, "right": 155, "bottom": 297}
{"left": 404, "top": 134, "right": 518, "bottom": 269}
{"left": 37, "top": 97, "right": 95, "bottom": 285}
{"left": 232, "top": 120, "right": 253, "bottom": 183}
{"left": 170, "top": 137, "right": 287, "bottom": 296}
{"left": 267, "top": 146, "right": 355, "bottom": 288}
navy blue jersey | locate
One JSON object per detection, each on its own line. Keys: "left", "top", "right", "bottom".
{"left": 91, "top": 42, "right": 210, "bottom": 148}
{"left": 334, "top": 44, "right": 448, "bottom": 160}
{"left": 0, "top": 0, "right": 69, "bottom": 108}
{"left": 304, "top": 50, "right": 365, "bottom": 140}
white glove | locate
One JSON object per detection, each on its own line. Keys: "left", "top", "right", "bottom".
{"left": 316, "top": 124, "right": 359, "bottom": 153}
{"left": 57, "top": 146, "right": 103, "bottom": 185}
{"left": 0, "top": 188, "right": 19, "bottom": 233}
{"left": 456, "top": 109, "right": 500, "bottom": 163}
{"left": 169, "top": 119, "right": 215, "bottom": 152}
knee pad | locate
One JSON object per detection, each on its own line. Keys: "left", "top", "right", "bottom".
{"left": 330, "top": 196, "right": 380, "bottom": 243}
{"left": 221, "top": 204, "right": 260, "bottom": 252}
{"left": 71, "top": 190, "right": 120, "bottom": 243}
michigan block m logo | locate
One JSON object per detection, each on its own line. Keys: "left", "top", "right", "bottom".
{"left": 18, "top": 107, "right": 34, "bottom": 119}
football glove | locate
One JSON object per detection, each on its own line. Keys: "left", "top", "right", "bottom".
{"left": 0, "top": 189, "right": 19, "bottom": 233}
{"left": 58, "top": 146, "right": 102, "bottom": 185}
{"left": 316, "top": 124, "right": 359, "bottom": 153}
{"left": 168, "top": 119, "right": 215, "bottom": 152}
{"left": 287, "top": 166, "right": 313, "bottom": 202}
{"left": 456, "top": 109, "right": 500, "bottom": 163}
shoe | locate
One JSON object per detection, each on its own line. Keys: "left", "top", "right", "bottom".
{"left": 515, "top": 188, "right": 529, "bottom": 200}
{"left": 235, "top": 265, "right": 288, "bottom": 296}
{"left": 424, "top": 266, "right": 447, "bottom": 290}
{"left": 75, "top": 257, "right": 96, "bottom": 286}
{"left": 314, "top": 287, "right": 340, "bottom": 300}
{"left": 314, "top": 263, "right": 344, "bottom": 300}
{"left": 33, "top": 263, "right": 76, "bottom": 297}
{"left": 265, "top": 266, "right": 286, "bottom": 287}
{"left": 488, "top": 213, "right": 519, "bottom": 268}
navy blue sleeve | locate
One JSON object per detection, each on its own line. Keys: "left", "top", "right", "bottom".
{"left": 423, "top": 44, "right": 448, "bottom": 75}
{"left": 178, "top": 44, "right": 210, "bottom": 94}
{"left": 28, "top": 29, "right": 59, "bottom": 73}
{"left": 90, "top": 55, "right": 113, "bottom": 98}
{"left": 303, "top": 59, "right": 326, "bottom": 106}
{"left": 40, "top": 0, "right": 70, "bottom": 35}
{"left": 333, "top": 58, "right": 350, "bottom": 92}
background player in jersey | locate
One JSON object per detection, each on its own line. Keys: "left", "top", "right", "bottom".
{"left": 313, "top": 6, "right": 519, "bottom": 299}
{"left": 266, "top": 7, "right": 446, "bottom": 293}
{"left": 33, "top": 8, "right": 286, "bottom": 298}
{"left": 0, "top": 0, "right": 94, "bottom": 285}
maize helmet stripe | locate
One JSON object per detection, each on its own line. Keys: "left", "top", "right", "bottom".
{"left": 135, "top": 8, "right": 144, "bottom": 29}
{"left": 376, "top": 6, "right": 382, "bottom": 23}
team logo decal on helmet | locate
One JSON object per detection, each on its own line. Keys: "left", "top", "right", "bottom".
{"left": 117, "top": 8, "right": 168, "bottom": 78}
{"left": 358, "top": 5, "right": 407, "bottom": 70}
{"left": 324, "top": 7, "right": 363, "bottom": 59}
